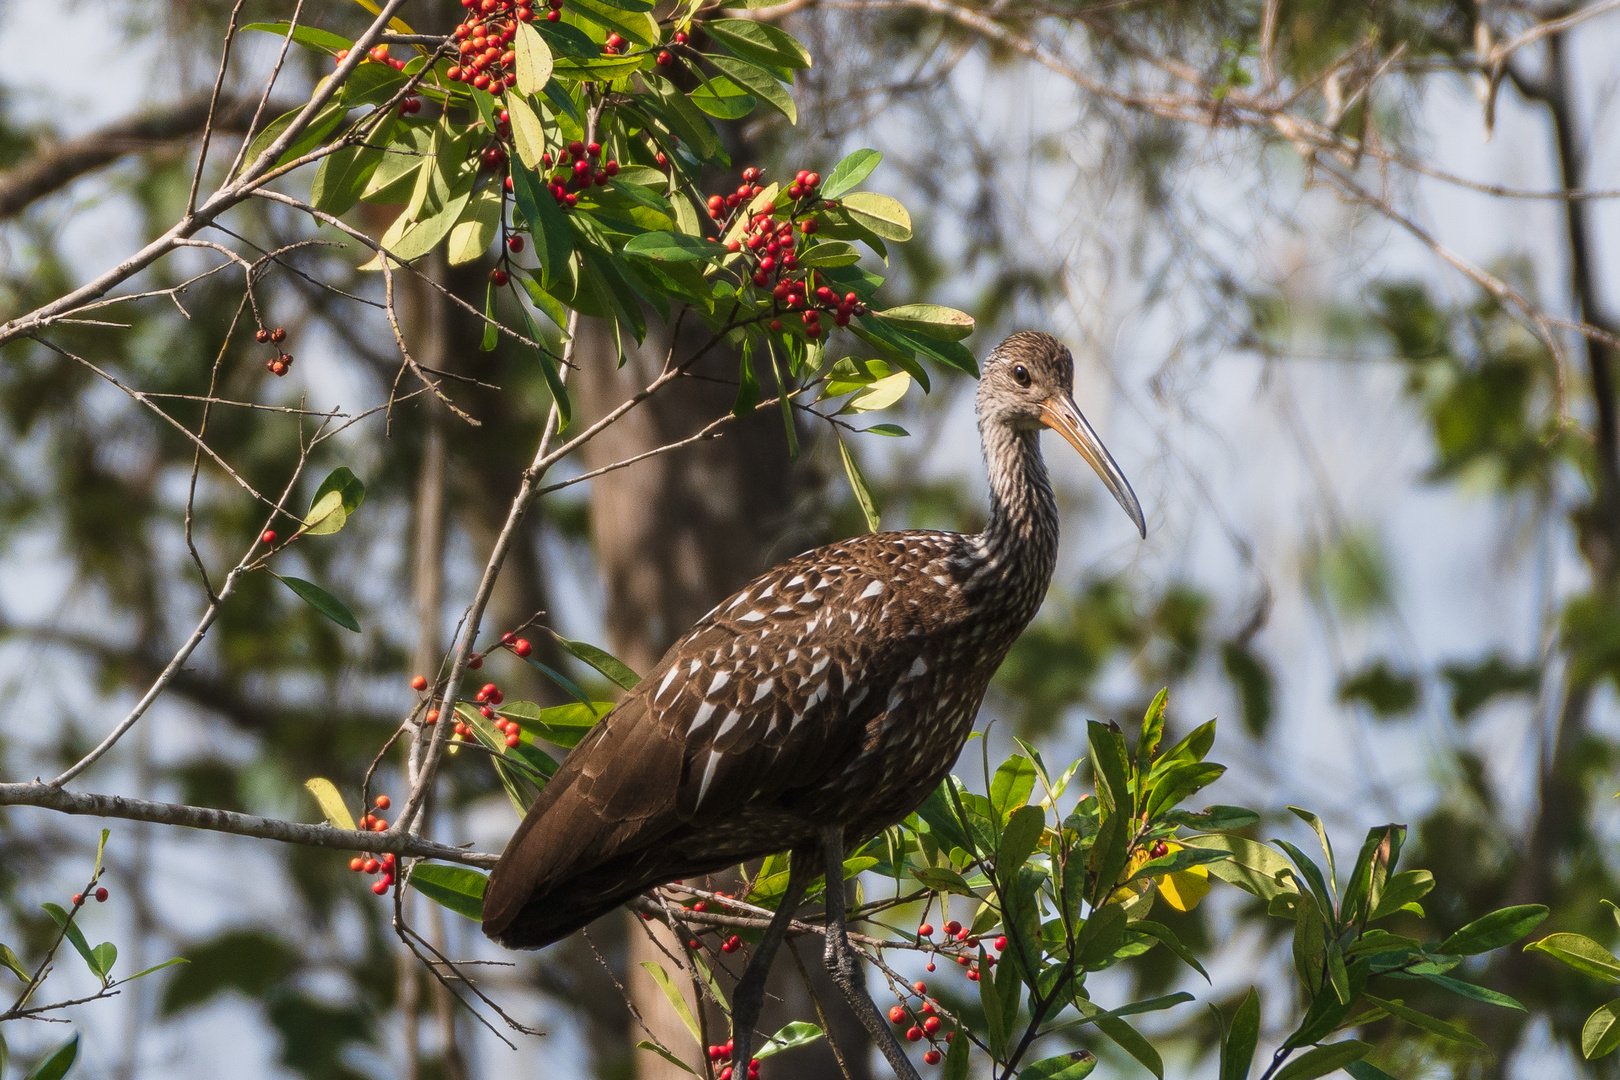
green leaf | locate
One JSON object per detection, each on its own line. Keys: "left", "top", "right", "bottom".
{"left": 1164, "top": 805, "right": 1260, "bottom": 831}
{"left": 703, "top": 54, "right": 795, "bottom": 122}
{"left": 978, "top": 938, "right": 1007, "bottom": 1057}
{"left": 1, "top": 942, "right": 31, "bottom": 982}
{"left": 1273, "top": 1041, "right": 1371, "bottom": 1080}
{"left": 91, "top": 941, "right": 117, "bottom": 980}
{"left": 689, "top": 74, "right": 758, "bottom": 119}
{"left": 874, "top": 303, "right": 974, "bottom": 342}
{"left": 516, "top": 304, "right": 571, "bottom": 429}
{"left": 798, "top": 240, "right": 861, "bottom": 268}
{"left": 755, "top": 1021, "right": 823, "bottom": 1059}
{"left": 1418, "top": 972, "right": 1526, "bottom": 1010}
{"left": 1137, "top": 686, "right": 1169, "bottom": 774}
{"left": 865, "top": 423, "right": 909, "bottom": 437}
{"left": 840, "top": 191, "right": 912, "bottom": 241}
{"left": 909, "top": 866, "right": 981, "bottom": 897}
{"left": 622, "top": 231, "right": 726, "bottom": 263}
{"left": 1363, "top": 994, "right": 1486, "bottom": 1050}
{"left": 510, "top": 163, "right": 573, "bottom": 285}
{"left": 506, "top": 93, "right": 548, "bottom": 170}
{"left": 555, "top": 637, "right": 641, "bottom": 689}
{"left": 841, "top": 371, "right": 911, "bottom": 414}
{"left": 514, "top": 22, "right": 554, "bottom": 95}
{"left": 1344, "top": 1062, "right": 1400, "bottom": 1080}
{"left": 1077, "top": 999, "right": 1163, "bottom": 1079}
{"left": 239, "top": 101, "right": 348, "bottom": 175}
{"left": 1019, "top": 1052, "right": 1098, "bottom": 1079}
{"left": 1074, "top": 903, "right": 1127, "bottom": 969}
{"left": 500, "top": 700, "right": 611, "bottom": 748}
{"left": 409, "top": 864, "right": 488, "bottom": 921}
{"left": 1439, "top": 904, "right": 1548, "bottom": 955}
{"left": 1087, "top": 721, "right": 1133, "bottom": 819}
{"left": 521, "top": 653, "right": 592, "bottom": 705}
{"left": 1133, "top": 920, "right": 1210, "bottom": 981}
{"left": 636, "top": 1042, "right": 698, "bottom": 1075}
{"left": 734, "top": 353, "right": 762, "bottom": 417}
{"left": 991, "top": 755, "right": 1037, "bottom": 820}
{"left": 243, "top": 21, "right": 353, "bottom": 53}
{"left": 277, "top": 575, "right": 361, "bottom": 632}
{"left": 23, "top": 1035, "right": 79, "bottom": 1080}
{"left": 642, "top": 75, "right": 723, "bottom": 163}
{"left": 1144, "top": 761, "right": 1226, "bottom": 819}
{"left": 821, "top": 148, "right": 882, "bottom": 200}
{"left": 837, "top": 436, "right": 880, "bottom": 532}
{"left": 639, "top": 961, "right": 703, "bottom": 1046}
{"left": 1220, "top": 988, "right": 1260, "bottom": 1080}
{"left": 39, "top": 904, "right": 98, "bottom": 981}
{"left": 570, "top": 0, "right": 658, "bottom": 45}
{"left": 942, "top": 1015, "right": 970, "bottom": 1080}
{"left": 1182, "top": 834, "right": 1297, "bottom": 900}
{"left": 1585, "top": 1001, "right": 1620, "bottom": 1059}
{"left": 705, "top": 18, "right": 812, "bottom": 69}
{"left": 449, "top": 186, "right": 501, "bottom": 266}
{"left": 1526, "top": 932, "right": 1620, "bottom": 981}
{"left": 481, "top": 281, "right": 500, "bottom": 351}
{"left": 311, "top": 139, "right": 388, "bottom": 217}
{"left": 1369, "top": 869, "right": 1433, "bottom": 921}
{"left": 998, "top": 805, "right": 1045, "bottom": 886}
{"left": 123, "top": 956, "right": 188, "bottom": 982}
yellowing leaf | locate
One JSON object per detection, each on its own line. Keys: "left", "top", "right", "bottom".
{"left": 305, "top": 778, "right": 356, "bottom": 831}
{"left": 841, "top": 370, "right": 911, "bottom": 414}
{"left": 302, "top": 489, "right": 347, "bottom": 535}
{"left": 506, "top": 93, "right": 548, "bottom": 169}
{"left": 513, "top": 22, "right": 554, "bottom": 96}
{"left": 1158, "top": 866, "right": 1211, "bottom": 911}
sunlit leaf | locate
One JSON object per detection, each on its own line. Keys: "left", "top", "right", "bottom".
{"left": 304, "top": 777, "right": 357, "bottom": 831}
{"left": 409, "top": 864, "right": 488, "bottom": 922}
{"left": 514, "top": 22, "right": 554, "bottom": 95}
{"left": 639, "top": 962, "right": 703, "bottom": 1046}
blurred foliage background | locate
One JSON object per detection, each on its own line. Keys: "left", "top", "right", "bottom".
{"left": 3, "top": 0, "right": 1620, "bottom": 1077}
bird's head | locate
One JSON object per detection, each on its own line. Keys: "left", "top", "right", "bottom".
{"left": 978, "top": 331, "right": 1146, "bottom": 538}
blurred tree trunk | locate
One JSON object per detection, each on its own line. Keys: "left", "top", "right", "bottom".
{"left": 573, "top": 314, "right": 868, "bottom": 1079}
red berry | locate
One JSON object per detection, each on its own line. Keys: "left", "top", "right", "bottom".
{"left": 926, "top": 961, "right": 936, "bottom": 971}
{"left": 674, "top": 30, "right": 688, "bottom": 43}
{"left": 505, "top": 731, "right": 520, "bottom": 747}
{"left": 726, "top": 240, "right": 741, "bottom": 252}
{"left": 913, "top": 981, "right": 927, "bottom": 994}
{"left": 945, "top": 921, "right": 961, "bottom": 935}
{"left": 801, "top": 218, "right": 818, "bottom": 234}
{"left": 425, "top": 710, "right": 439, "bottom": 724}
{"left": 923, "top": 1016, "right": 941, "bottom": 1035}
{"left": 508, "top": 234, "right": 525, "bottom": 252}
{"left": 480, "top": 704, "right": 496, "bottom": 718}
{"left": 255, "top": 328, "right": 271, "bottom": 343}
{"left": 490, "top": 269, "right": 509, "bottom": 286}
{"left": 924, "top": 1050, "right": 942, "bottom": 1065}
{"left": 1151, "top": 841, "right": 1169, "bottom": 858}
{"left": 72, "top": 894, "right": 83, "bottom": 905}
{"left": 382, "top": 853, "right": 396, "bottom": 867}
{"left": 372, "top": 818, "right": 388, "bottom": 831}
{"left": 349, "top": 857, "right": 364, "bottom": 871}
{"left": 805, "top": 172, "right": 820, "bottom": 187}
{"left": 513, "top": 638, "right": 532, "bottom": 656}
{"left": 604, "top": 160, "right": 619, "bottom": 176}
{"left": 769, "top": 320, "right": 782, "bottom": 331}
{"left": 411, "top": 675, "right": 428, "bottom": 692}
{"left": 906, "top": 1027, "right": 923, "bottom": 1042}
{"left": 363, "top": 859, "right": 380, "bottom": 874}
{"left": 469, "top": 654, "right": 483, "bottom": 669}
{"left": 994, "top": 935, "right": 1008, "bottom": 951}
{"left": 890, "top": 1005, "right": 907, "bottom": 1024}
{"left": 479, "top": 682, "right": 499, "bottom": 700}
{"left": 372, "top": 879, "right": 390, "bottom": 895}
{"left": 374, "top": 794, "right": 391, "bottom": 810}
{"left": 795, "top": 170, "right": 810, "bottom": 184}
{"left": 261, "top": 530, "right": 278, "bottom": 545}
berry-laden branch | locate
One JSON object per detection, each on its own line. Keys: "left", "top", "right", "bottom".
{"left": 0, "top": 784, "right": 498, "bottom": 868}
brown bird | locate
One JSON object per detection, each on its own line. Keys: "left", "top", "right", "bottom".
{"left": 482, "top": 331, "right": 1145, "bottom": 1077}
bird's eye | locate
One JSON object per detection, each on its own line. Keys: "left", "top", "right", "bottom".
{"left": 1012, "top": 364, "right": 1031, "bottom": 386}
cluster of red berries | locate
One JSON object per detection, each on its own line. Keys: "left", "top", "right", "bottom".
{"left": 71, "top": 887, "right": 110, "bottom": 905}
{"left": 705, "top": 168, "right": 866, "bottom": 338}
{"left": 445, "top": 0, "right": 562, "bottom": 93}
{"left": 654, "top": 29, "right": 689, "bottom": 68}
{"left": 344, "top": 796, "right": 395, "bottom": 894}
{"left": 398, "top": 96, "right": 422, "bottom": 117}
{"left": 253, "top": 326, "right": 294, "bottom": 376}
{"left": 1149, "top": 840, "right": 1169, "bottom": 859}
{"left": 914, "top": 919, "right": 1006, "bottom": 981}
{"left": 702, "top": 1041, "right": 760, "bottom": 1080}
{"left": 887, "top": 981, "right": 952, "bottom": 1065}
{"left": 335, "top": 44, "right": 410, "bottom": 72}
{"left": 538, "top": 140, "right": 622, "bottom": 208}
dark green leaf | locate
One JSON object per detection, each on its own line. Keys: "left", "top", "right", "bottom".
{"left": 874, "top": 303, "right": 974, "bottom": 342}
{"left": 23, "top": 1035, "right": 78, "bottom": 1080}
{"left": 642, "top": 75, "right": 723, "bottom": 163}
{"left": 865, "top": 423, "right": 909, "bottom": 437}
{"left": 0, "top": 942, "right": 30, "bottom": 982}
{"left": 1079, "top": 1000, "right": 1163, "bottom": 1079}
{"left": 240, "top": 102, "right": 348, "bottom": 175}
{"left": 1273, "top": 1041, "right": 1371, "bottom": 1080}
{"left": 1018, "top": 1051, "right": 1097, "bottom": 1079}
{"left": 41, "top": 903, "right": 100, "bottom": 978}
{"left": 909, "top": 866, "right": 981, "bottom": 897}
{"left": 705, "top": 19, "right": 812, "bottom": 69}
{"left": 1087, "top": 721, "right": 1132, "bottom": 818}
{"left": 516, "top": 304, "right": 571, "bottom": 430}
{"left": 481, "top": 281, "right": 499, "bottom": 351}
{"left": 1133, "top": 920, "right": 1210, "bottom": 981}
{"left": 409, "top": 864, "right": 488, "bottom": 922}
{"left": 91, "top": 941, "right": 117, "bottom": 980}
{"left": 1344, "top": 1062, "right": 1400, "bottom": 1080}
{"left": 311, "top": 136, "right": 389, "bottom": 218}
{"left": 991, "top": 755, "right": 1037, "bottom": 820}
{"left": 978, "top": 937, "right": 1007, "bottom": 1057}
{"left": 521, "top": 653, "right": 592, "bottom": 705}
{"left": 277, "top": 576, "right": 361, "bottom": 632}
{"left": 1074, "top": 903, "right": 1127, "bottom": 969}
{"left": 1369, "top": 869, "right": 1433, "bottom": 921}
{"left": 636, "top": 1042, "right": 698, "bottom": 1075}
{"left": 1183, "top": 834, "right": 1296, "bottom": 900}
{"left": 734, "top": 353, "right": 762, "bottom": 417}
{"left": 243, "top": 22, "right": 352, "bottom": 53}
{"left": 821, "top": 148, "right": 883, "bottom": 199}
{"left": 1363, "top": 994, "right": 1486, "bottom": 1049}
{"left": 838, "top": 437, "right": 880, "bottom": 532}
{"left": 840, "top": 191, "right": 912, "bottom": 241}
{"left": 1439, "top": 904, "right": 1548, "bottom": 955}
{"left": 1526, "top": 932, "right": 1620, "bottom": 981}
{"left": 942, "top": 1013, "right": 970, "bottom": 1080}
{"left": 1220, "top": 988, "right": 1260, "bottom": 1080}
{"left": 703, "top": 54, "right": 795, "bottom": 122}
{"left": 555, "top": 637, "right": 641, "bottom": 689}
{"left": 998, "top": 805, "right": 1045, "bottom": 886}
{"left": 1164, "top": 805, "right": 1260, "bottom": 831}
{"left": 1419, "top": 972, "right": 1525, "bottom": 1010}
{"left": 1145, "top": 761, "right": 1225, "bottom": 818}
{"left": 689, "top": 74, "right": 758, "bottom": 119}
{"left": 622, "top": 231, "right": 725, "bottom": 263}
{"left": 510, "top": 163, "right": 573, "bottom": 285}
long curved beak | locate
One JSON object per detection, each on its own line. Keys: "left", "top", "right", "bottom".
{"left": 1038, "top": 394, "right": 1147, "bottom": 539}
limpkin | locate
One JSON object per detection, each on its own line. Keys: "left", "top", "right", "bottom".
{"left": 482, "top": 331, "right": 1145, "bottom": 1077}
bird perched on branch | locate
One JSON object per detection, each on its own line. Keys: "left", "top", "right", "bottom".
{"left": 482, "top": 331, "right": 1145, "bottom": 1078}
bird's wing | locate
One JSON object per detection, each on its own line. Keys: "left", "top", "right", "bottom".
{"left": 482, "top": 531, "right": 966, "bottom": 943}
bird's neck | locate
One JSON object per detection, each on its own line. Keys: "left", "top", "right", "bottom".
{"left": 970, "top": 422, "right": 1060, "bottom": 616}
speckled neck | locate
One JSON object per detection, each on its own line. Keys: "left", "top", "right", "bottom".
{"left": 970, "top": 419, "right": 1060, "bottom": 621}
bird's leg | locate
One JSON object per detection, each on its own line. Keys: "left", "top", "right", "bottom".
{"left": 730, "top": 847, "right": 816, "bottom": 1075}
{"left": 820, "top": 825, "right": 923, "bottom": 1080}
